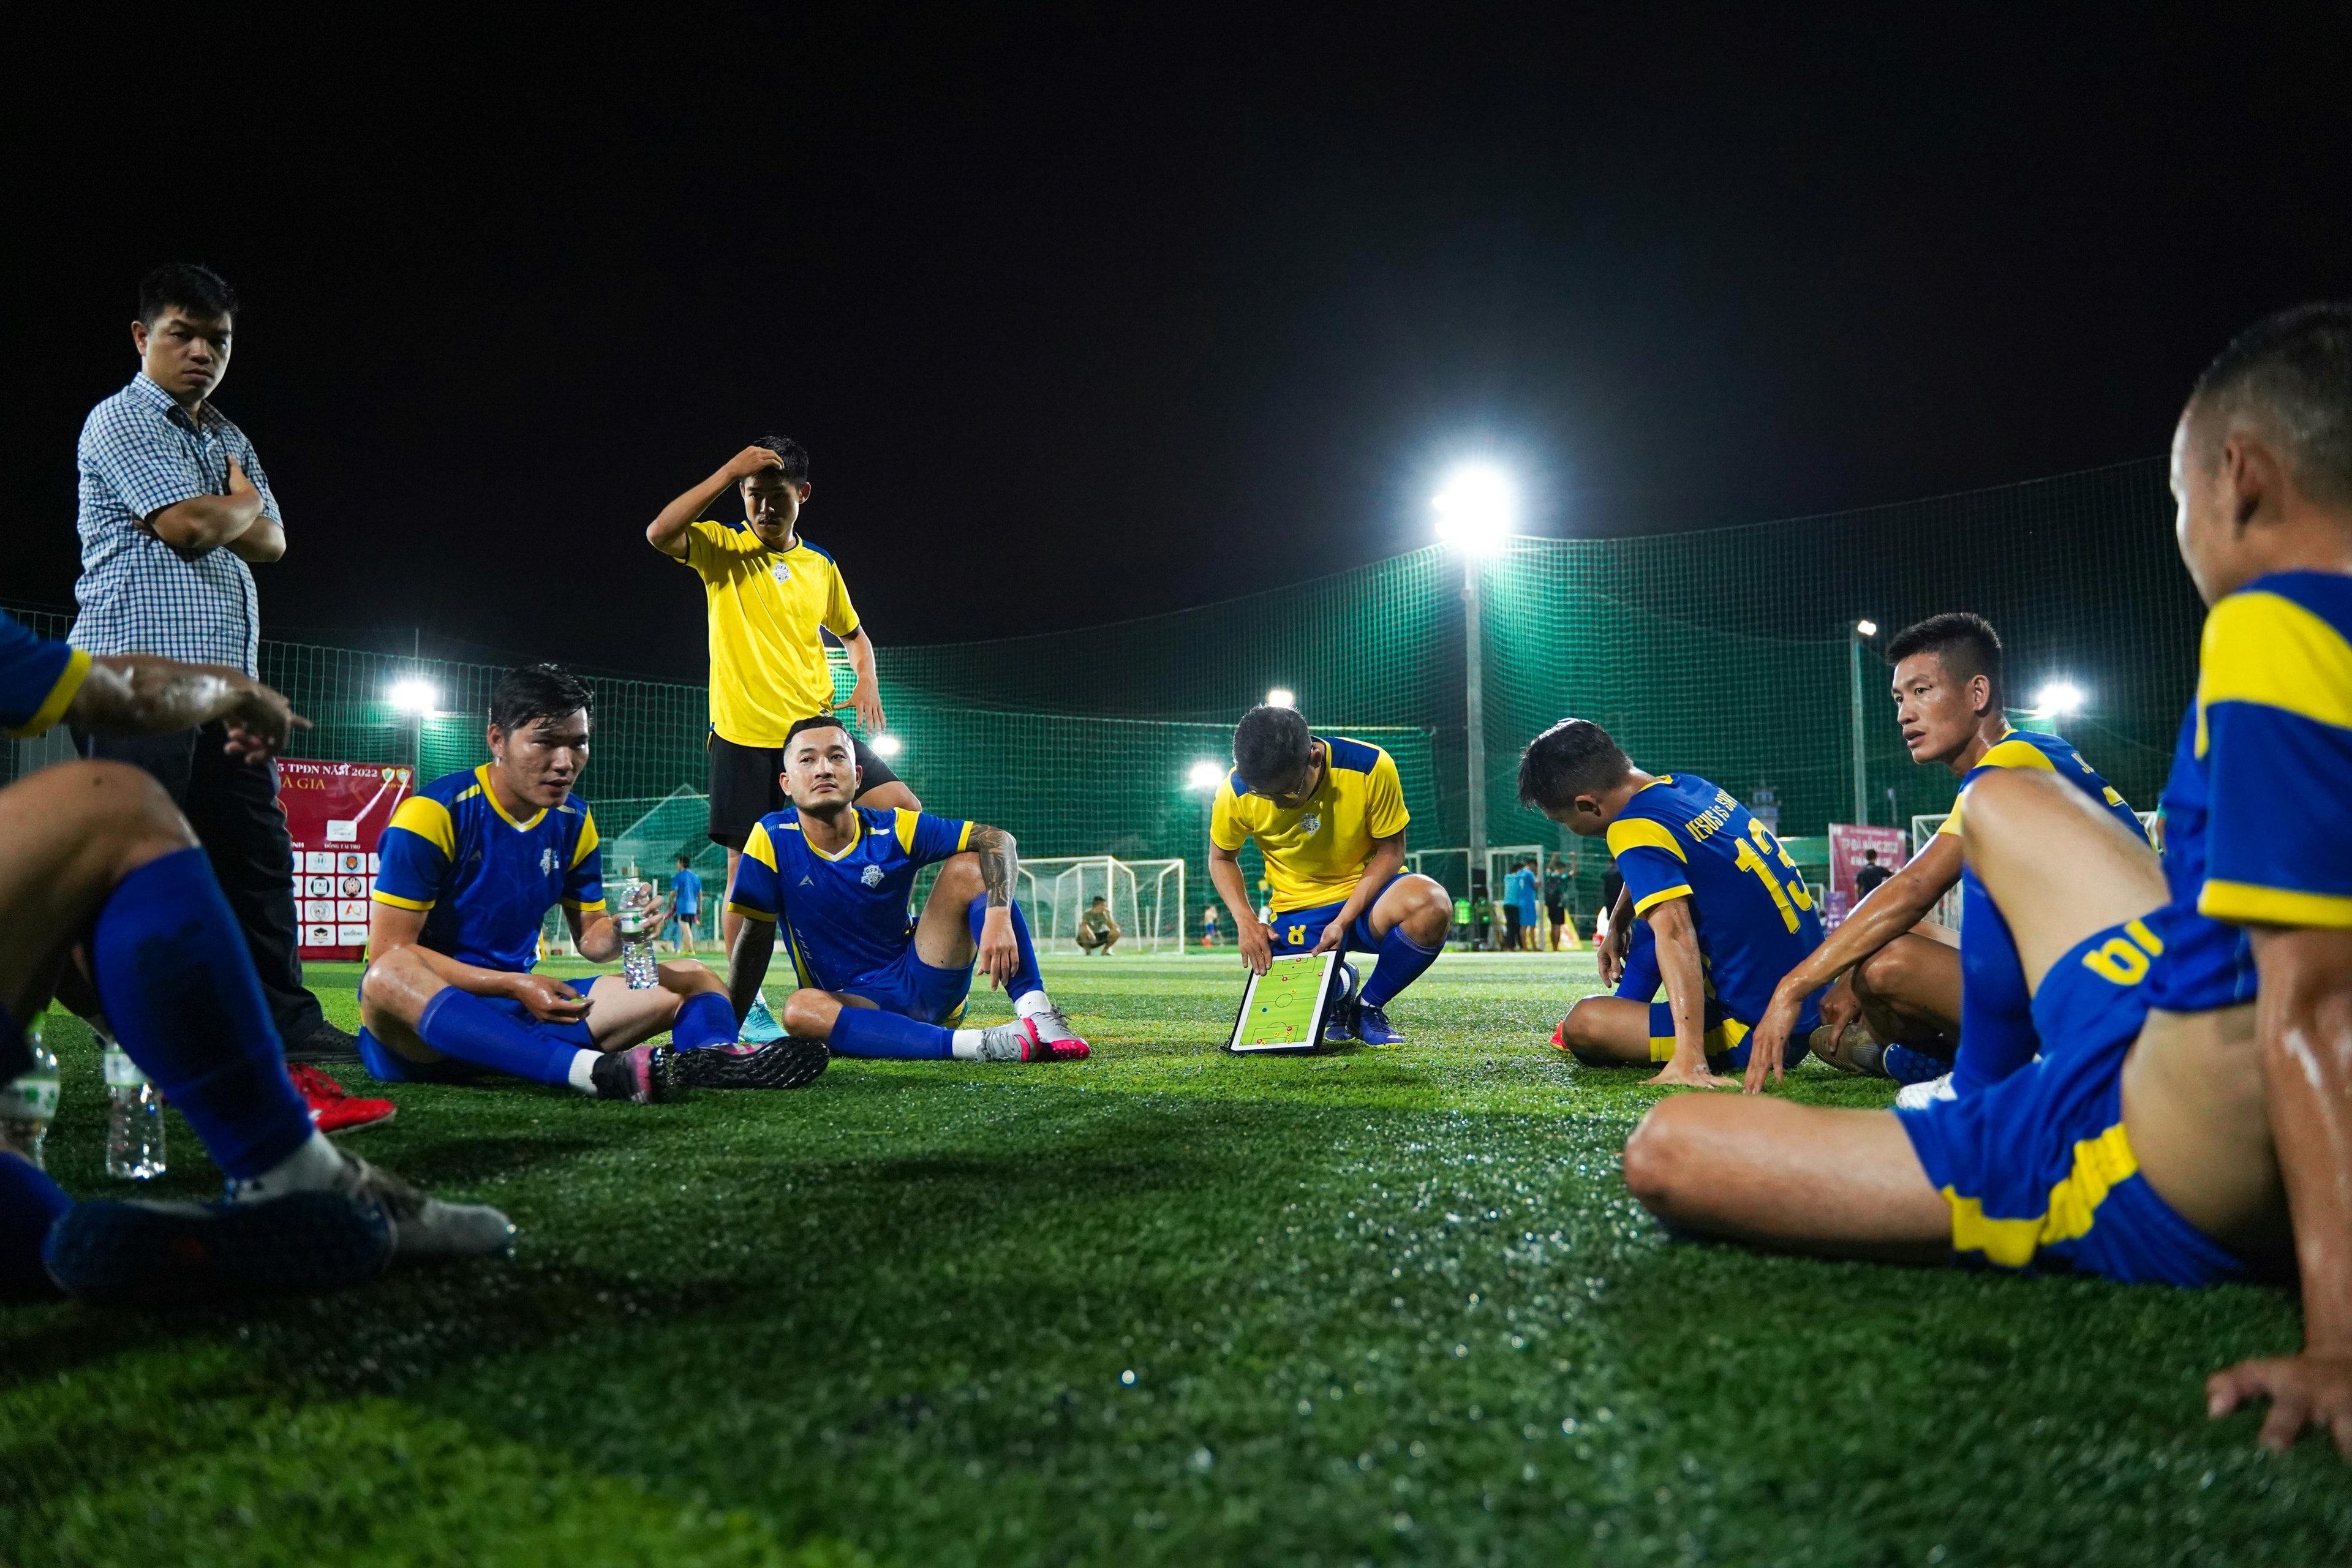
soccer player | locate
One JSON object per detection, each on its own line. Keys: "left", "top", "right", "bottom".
{"left": 358, "top": 665, "right": 826, "bottom": 1101}
{"left": 0, "top": 611, "right": 510, "bottom": 1302}
{"left": 1075, "top": 895, "right": 1121, "bottom": 955}
{"left": 1522, "top": 720, "right": 1824, "bottom": 1089}
{"left": 1618, "top": 304, "right": 2352, "bottom": 1456}
{"left": 669, "top": 853, "right": 703, "bottom": 954}
{"left": 1543, "top": 854, "right": 1571, "bottom": 951}
{"left": 646, "top": 440, "right": 918, "bottom": 977}
{"left": 723, "top": 717, "right": 1090, "bottom": 1063}
{"left": 1207, "top": 706, "right": 1453, "bottom": 1045}
{"left": 1742, "top": 612, "right": 2146, "bottom": 1102}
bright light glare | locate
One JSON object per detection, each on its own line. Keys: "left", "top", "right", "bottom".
{"left": 1855, "top": 619, "right": 1879, "bottom": 638}
{"left": 1265, "top": 687, "right": 1295, "bottom": 709}
{"left": 1186, "top": 760, "right": 1226, "bottom": 790}
{"left": 870, "top": 733, "right": 904, "bottom": 758}
{"left": 387, "top": 679, "right": 438, "bottom": 715}
{"left": 2036, "top": 680, "right": 2086, "bottom": 715}
{"left": 1431, "top": 466, "right": 1515, "bottom": 552}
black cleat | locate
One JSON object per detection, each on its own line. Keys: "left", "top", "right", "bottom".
{"left": 43, "top": 1191, "right": 395, "bottom": 1305}
{"left": 676, "top": 1038, "right": 829, "bottom": 1090}
{"left": 591, "top": 1042, "right": 678, "bottom": 1102}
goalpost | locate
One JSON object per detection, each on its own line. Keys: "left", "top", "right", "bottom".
{"left": 1016, "top": 854, "right": 1186, "bottom": 953}
{"left": 1910, "top": 809, "right": 2161, "bottom": 931}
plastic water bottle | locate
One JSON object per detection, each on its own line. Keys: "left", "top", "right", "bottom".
{"left": 618, "top": 881, "right": 658, "bottom": 990}
{"left": 0, "top": 1021, "right": 59, "bottom": 1171}
{"left": 104, "top": 1039, "right": 167, "bottom": 1181}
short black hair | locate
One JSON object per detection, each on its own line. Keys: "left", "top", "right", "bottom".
{"left": 748, "top": 436, "right": 810, "bottom": 485}
{"left": 1885, "top": 612, "right": 2003, "bottom": 706}
{"left": 1232, "top": 705, "right": 1313, "bottom": 791}
{"left": 783, "top": 714, "right": 851, "bottom": 750}
{"left": 1090, "top": 895, "right": 1107, "bottom": 905}
{"left": 675, "top": 852, "right": 691, "bottom": 866}
{"left": 138, "top": 263, "right": 238, "bottom": 325}
{"left": 1516, "top": 718, "right": 1632, "bottom": 810}
{"left": 2190, "top": 302, "right": 2352, "bottom": 505}
{"left": 1863, "top": 848, "right": 1878, "bottom": 862}
{"left": 488, "top": 663, "right": 593, "bottom": 736}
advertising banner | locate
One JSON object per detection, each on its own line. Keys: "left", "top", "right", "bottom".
{"left": 1825, "top": 823, "right": 1909, "bottom": 930}
{"left": 280, "top": 760, "right": 413, "bottom": 960}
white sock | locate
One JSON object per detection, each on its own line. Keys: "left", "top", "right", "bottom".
{"left": 1015, "top": 990, "right": 1076, "bottom": 1041}
{"left": 949, "top": 1029, "right": 984, "bottom": 1060}
{"left": 566, "top": 1050, "right": 600, "bottom": 1095}
{"left": 227, "top": 1129, "right": 348, "bottom": 1204}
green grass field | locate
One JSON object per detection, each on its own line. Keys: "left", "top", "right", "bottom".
{"left": 4, "top": 952, "right": 2346, "bottom": 1566}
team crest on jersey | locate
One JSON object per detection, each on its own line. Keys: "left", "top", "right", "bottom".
{"left": 1298, "top": 813, "right": 1322, "bottom": 837}
{"left": 861, "top": 864, "right": 884, "bottom": 888}
{"left": 540, "top": 847, "right": 558, "bottom": 876}
{"left": 771, "top": 560, "right": 793, "bottom": 583}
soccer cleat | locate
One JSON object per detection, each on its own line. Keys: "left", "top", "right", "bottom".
{"left": 1022, "top": 1001, "right": 1088, "bottom": 1049}
{"left": 1549, "top": 1016, "right": 1572, "bottom": 1054}
{"left": 1352, "top": 1003, "right": 1406, "bottom": 1046}
{"left": 676, "top": 1038, "right": 829, "bottom": 1090}
{"left": 1894, "top": 1072, "right": 1958, "bottom": 1111}
{"left": 973, "top": 1017, "right": 1088, "bottom": 1063}
{"left": 328, "top": 1152, "right": 516, "bottom": 1262}
{"left": 739, "top": 995, "right": 786, "bottom": 1044}
{"left": 290, "top": 1063, "right": 398, "bottom": 1134}
{"left": 43, "top": 1190, "right": 394, "bottom": 1305}
{"left": 1808, "top": 1022, "right": 1890, "bottom": 1078}
{"left": 590, "top": 1042, "right": 678, "bottom": 1104}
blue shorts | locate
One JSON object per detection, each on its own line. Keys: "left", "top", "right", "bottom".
{"left": 356, "top": 985, "right": 597, "bottom": 1084}
{"left": 1270, "top": 875, "right": 1403, "bottom": 957}
{"left": 1643, "top": 994, "right": 1815, "bottom": 1072}
{"left": 1896, "top": 916, "right": 2252, "bottom": 1287}
{"left": 838, "top": 946, "right": 974, "bottom": 1029}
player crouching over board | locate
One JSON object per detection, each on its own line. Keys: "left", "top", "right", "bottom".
{"left": 1208, "top": 706, "right": 1452, "bottom": 1046}
{"left": 359, "top": 665, "right": 824, "bottom": 1102}
{"left": 723, "top": 717, "right": 1089, "bottom": 1063}
{"left": 1520, "top": 718, "right": 1824, "bottom": 1089}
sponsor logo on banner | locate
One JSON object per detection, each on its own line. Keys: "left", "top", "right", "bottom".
{"left": 281, "top": 759, "right": 412, "bottom": 960}
{"left": 1825, "top": 823, "right": 1910, "bottom": 930}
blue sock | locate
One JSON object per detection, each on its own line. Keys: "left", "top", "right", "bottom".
{"left": 829, "top": 1008, "right": 953, "bottom": 1060}
{"left": 417, "top": 987, "right": 586, "bottom": 1088}
{"left": 1953, "top": 868, "right": 2038, "bottom": 1096}
{"left": 1883, "top": 1044, "right": 1953, "bottom": 1085}
{"left": 1360, "top": 925, "right": 1442, "bottom": 1009}
{"left": 89, "top": 847, "right": 314, "bottom": 1180}
{"left": 0, "top": 1156, "right": 70, "bottom": 1295}
{"left": 671, "top": 990, "right": 736, "bottom": 1052}
{"left": 968, "top": 895, "right": 1044, "bottom": 1001}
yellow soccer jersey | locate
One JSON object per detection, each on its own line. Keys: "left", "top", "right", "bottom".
{"left": 1937, "top": 728, "right": 2145, "bottom": 842}
{"left": 1211, "top": 736, "right": 1409, "bottom": 911}
{"left": 676, "top": 522, "right": 861, "bottom": 747}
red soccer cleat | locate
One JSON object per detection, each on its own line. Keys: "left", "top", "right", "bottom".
{"left": 1549, "top": 1017, "right": 1570, "bottom": 1054}
{"left": 289, "top": 1063, "right": 398, "bottom": 1134}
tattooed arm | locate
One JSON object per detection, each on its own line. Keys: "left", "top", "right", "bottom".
{"left": 967, "top": 824, "right": 1022, "bottom": 987}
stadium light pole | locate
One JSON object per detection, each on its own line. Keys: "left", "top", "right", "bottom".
{"left": 1434, "top": 468, "right": 1513, "bottom": 896}
{"left": 1849, "top": 620, "right": 1878, "bottom": 826}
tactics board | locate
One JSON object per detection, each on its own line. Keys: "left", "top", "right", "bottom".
{"left": 1225, "top": 950, "right": 1342, "bottom": 1054}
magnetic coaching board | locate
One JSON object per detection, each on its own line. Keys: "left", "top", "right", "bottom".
{"left": 1225, "top": 950, "right": 1343, "bottom": 1054}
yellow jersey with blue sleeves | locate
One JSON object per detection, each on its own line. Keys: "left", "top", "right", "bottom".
{"left": 726, "top": 804, "right": 973, "bottom": 992}
{"left": 676, "top": 524, "right": 861, "bottom": 748}
{"left": 0, "top": 612, "right": 92, "bottom": 739}
{"left": 1940, "top": 729, "right": 2144, "bottom": 843}
{"left": 1210, "top": 736, "right": 1409, "bottom": 911}
{"left": 371, "top": 764, "right": 604, "bottom": 974}
{"left": 1605, "top": 773, "right": 1826, "bottom": 1032}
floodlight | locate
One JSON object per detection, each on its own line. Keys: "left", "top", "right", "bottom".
{"left": 1431, "top": 465, "right": 1515, "bottom": 553}
{"left": 387, "top": 678, "right": 438, "bottom": 715}
{"left": 2035, "top": 680, "right": 2085, "bottom": 716}
{"left": 1186, "top": 760, "right": 1226, "bottom": 790}
{"left": 1855, "top": 619, "right": 1878, "bottom": 638}
{"left": 1265, "top": 687, "right": 1295, "bottom": 709}
{"left": 870, "top": 733, "right": 903, "bottom": 758}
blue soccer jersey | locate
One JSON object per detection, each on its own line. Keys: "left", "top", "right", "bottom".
{"left": 1606, "top": 773, "right": 1826, "bottom": 1028}
{"left": 371, "top": 764, "right": 605, "bottom": 973}
{"left": 727, "top": 805, "right": 974, "bottom": 991}
{"left": 1939, "top": 729, "right": 2147, "bottom": 845}
{"left": 0, "top": 612, "right": 91, "bottom": 739}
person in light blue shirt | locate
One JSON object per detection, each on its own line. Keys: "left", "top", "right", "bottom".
{"left": 1505, "top": 861, "right": 1541, "bottom": 951}
{"left": 670, "top": 854, "right": 704, "bottom": 954}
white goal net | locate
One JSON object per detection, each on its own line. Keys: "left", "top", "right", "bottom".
{"left": 1016, "top": 855, "right": 1186, "bottom": 953}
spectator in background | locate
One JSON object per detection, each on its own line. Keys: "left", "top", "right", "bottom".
{"left": 67, "top": 264, "right": 370, "bottom": 1104}
{"left": 1075, "top": 895, "right": 1121, "bottom": 955}
{"left": 1853, "top": 846, "right": 1893, "bottom": 901}
{"left": 1504, "top": 859, "right": 1540, "bottom": 951}
{"left": 1543, "top": 853, "right": 1571, "bottom": 951}
{"left": 1201, "top": 903, "right": 1221, "bottom": 947}
{"left": 670, "top": 853, "right": 703, "bottom": 955}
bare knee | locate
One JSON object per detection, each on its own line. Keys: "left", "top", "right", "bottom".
{"left": 932, "top": 853, "right": 984, "bottom": 902}
{"left": 360, "top": 946, "right": 437, "bottom": 1018}
{"left": 1559, "top": 996, "right": 1619, "bottom": 1066}
{"left": 782, "top": 989, "right": 837, "bottom": 1035}
{"left": 656, "top": 959, "right": 722, "bottom": 997}
{"left": 1852, "top": 941, "right": 1907, "bottom": 1005}
{"left": 1401, "top": 876, "right": 1453, "bottom": 942}
{"left": 1621, "top": 1101, "right": 1704, "bottom": 1217}
{"left": 53, "top": 761, "right": 194, "bottom": 854}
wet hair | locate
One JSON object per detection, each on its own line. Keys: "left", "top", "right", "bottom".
{"left": 783, "top": 714, "right": 851, "bottom": 750}
{"left": 1885, "top": 612, "right": 2003, "bottom": 707}
{"left": 2190, "top": 302, "right": 2352, "bottom": 505}
{"left": 1232, "top": 705, "right": 1313, "bottom": 792}
{"left": 489, "top": 663, "right": 593, "bottom": 736}
{"left": 138, "top": 263, "right": 238, "bottom": 325}
{"left": 748, "top": 436, "right": 811, "bottom": 485}
{"left": 1516, "top": 718, "right": 1632, "bottom": 810}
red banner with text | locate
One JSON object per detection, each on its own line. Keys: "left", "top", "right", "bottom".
{"left": 1825, "top": 823, "right": 1909, "bottom": 930}
{"left": 280, "top": 760, "right": 413, "bottom": 960}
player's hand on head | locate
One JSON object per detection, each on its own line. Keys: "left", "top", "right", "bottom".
{"left": 722, "top": 445, "right": 786, "bottom": 481}
{"left": 2208, "top": 1352, "right": 2352, "bottom": 1455}
{"left": 511, "top": 973, "right": 589, "bottom": 1023}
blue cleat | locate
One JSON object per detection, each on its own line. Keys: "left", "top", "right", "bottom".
{"left": 1352, "top": 1003, "right": 1406, "bottom": 1046}
{"left": 43, "top": 1191, "right": 394, "bottom": 1305}
{"left": 739, "top": 995, "right": 786, "bottom": 1043}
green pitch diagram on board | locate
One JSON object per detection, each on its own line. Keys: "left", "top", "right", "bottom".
{"left": 1243, "top": 954, "right": 1327, "bottom": 1045}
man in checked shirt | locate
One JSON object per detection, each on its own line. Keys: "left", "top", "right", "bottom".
{"left": 66, "top": 264, "right": 388, "bottom": 1126}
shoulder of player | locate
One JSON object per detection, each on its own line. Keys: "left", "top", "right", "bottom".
{"left": 1316, "top": 735, "right": 1386, "bottom": 774}
{"left": 790, "top": 538, "right": 840, "bottom": 567}
{"left": 407, "top": 766, "right": 485, "bottom": 809}
{"left": 2201, "top": 573, "right": 2352, "bottom": 688}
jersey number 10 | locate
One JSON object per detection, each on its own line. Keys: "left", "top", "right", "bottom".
{"left": 1732, "top": 820, "right": 1815, "bottom": 932}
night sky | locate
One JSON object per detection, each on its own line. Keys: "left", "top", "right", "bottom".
{"left": 7, "top": 7, "right": 2348, "bottom": 680}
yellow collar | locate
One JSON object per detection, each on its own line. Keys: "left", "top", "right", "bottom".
{"left": 475, "top": 764, "right": 548, "bottom": 832}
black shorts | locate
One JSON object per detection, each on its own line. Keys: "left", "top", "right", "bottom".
{"left": 1545, "top": 902, "right": 1566, "bottom": 923}
{"left": 706, "top": 731, "right": 905, "bottom": 851}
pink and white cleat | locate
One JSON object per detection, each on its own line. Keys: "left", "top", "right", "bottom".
{"left": 1018, "top": 1001, "right": 1091, "bottom": 1061}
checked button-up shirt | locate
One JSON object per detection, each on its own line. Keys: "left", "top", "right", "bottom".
{"left": 70, "top": 372, "right": 280, "bottom": 676}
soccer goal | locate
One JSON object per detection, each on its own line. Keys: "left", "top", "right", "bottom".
{"left": 1910, "top": 809, "right": 2160, "bottom": 930}
{"left": 1017, "top": 854, "right": 1187, "bottom": 953}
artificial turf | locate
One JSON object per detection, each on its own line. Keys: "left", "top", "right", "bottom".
{"left": 2, "top": 951, "right": 2346, "bottom": 1567}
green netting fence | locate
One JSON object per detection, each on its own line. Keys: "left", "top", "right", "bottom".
{"left": 3, "top": 456, "right": 2201, "bottom": 929}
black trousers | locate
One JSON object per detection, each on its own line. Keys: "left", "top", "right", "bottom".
{"left": 75, "top": 722, "right": 321, "bottom": 1047}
